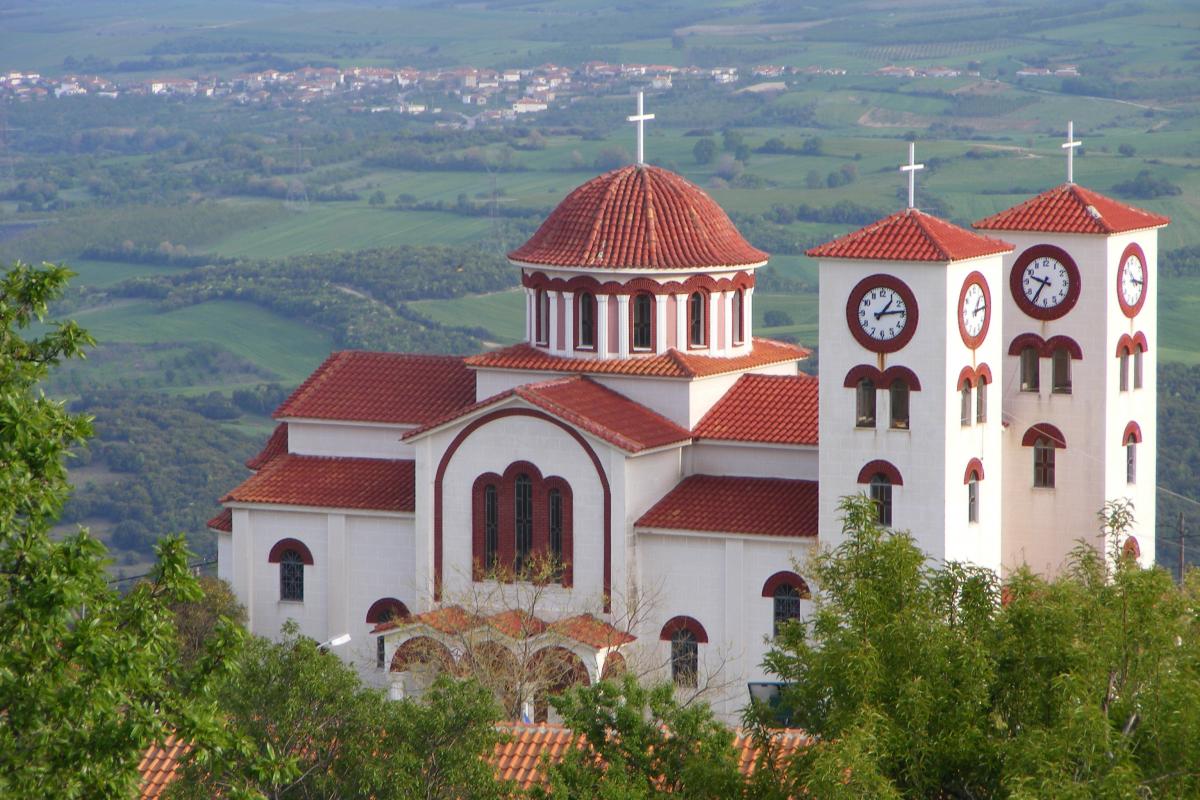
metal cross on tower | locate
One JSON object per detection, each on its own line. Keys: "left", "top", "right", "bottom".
{"left": 1062, "top": 120, "right": 1082, "bottom": 184}
{"left": 900, "top": 141, "right": 924, "bottom": 210}
{"left": 627, "top": 91, "right": 655, "bottom": 166}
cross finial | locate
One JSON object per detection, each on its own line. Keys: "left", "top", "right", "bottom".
{"left": 899, "top": 141, "right": 924, "bottom": 210}
{"left": 1062, "top": 120, "right": 1081, "bottom": 184}
{"left": 627, "top": 91, "right": 655, "bottom": 166}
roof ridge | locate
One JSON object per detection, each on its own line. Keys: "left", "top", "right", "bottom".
{"left": 908, "top": 209, "right": 952, "bottom": 261}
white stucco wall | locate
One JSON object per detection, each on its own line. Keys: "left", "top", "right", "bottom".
{"left": 687, "top": 442, "right": 818, "bottom": 481}
{"left": 286, "top": 419, "right": 416, "bottom": 460}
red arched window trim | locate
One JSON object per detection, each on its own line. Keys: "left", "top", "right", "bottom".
{"left": 1132, "top": 331, "right": 1148, "bottom": 352}
{"left": 268, "top": 538, "right": 313, "bottom": 565}
{"left": 761, "top": 571, "right": 811, "bottom": 599}
{"left": 365, "top": 597, "right": 410, "bottom": 624}
{"left": 963, "top": 457, "right": 985, "bottom": 484}
{"left": 976, "top": 363, "right": 993, "bottom": 384}
{"left": 1123, "top": 421, "right": 1143, "bottom": 445}
{"left": 1122, "top": 536, "right": 1141, "bottom": 559}
{"left": 1115, "top": 334, "right": 1134, "bottom": 357}
{"left": 856, "top": 460, "right": 903, "bottom": 486}
{"left": 882, "top": 366, "right": 921, "bottom": 391}
{"left": 472, "top": 464, "right": 574, "bottom": 587}
{"left": 659, "top": 615, "right": 708, "bottom": 644}
{"left": 1010, "top": 333, "right": 1082, "bottom": 359}
{"left": 1021, "top": 423, "right": 1067, "bottom": 448}
{"left": 1008, "top": 333, "right": 1045, "bottom": 357}
{"left": 957, "top": 366, "right": 976, "bottom": 390}
{"left": 1044, "top": 335, "right": 1082, "bottom": 360}
{"left": 471, "top": 472, "right": 502, "bottom": 580}
{"left": 522, "top": 270, "right": 755, "bottom": 297}
{"left": 843, "top": 365, "right": 921, "bottom": 390}
{"left": 543, "top": 476, "right": 574, "bottom": 587}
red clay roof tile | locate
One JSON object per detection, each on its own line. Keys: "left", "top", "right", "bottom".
{"left": 637, "top": 475, "right": 818, "bottom": 537}
{"left": 274, "top": 351, "right": 476, "bottom": 425}
{"left": 693, "top": 374, "right": 818, "bottom": 445}
{"left": 973, "top": 182, "right": 1170, "bottom": 234}
{"left": 548, "top": 613, "right": 636, "bottom": 649}
{"left": 807, "top": 208, "right": 1013, "bottom": 262}
{"left": 246, "top": 422, "right": 288, "bottom": 470}
{"left": 205, "top": 508, "right": 232, "bottom": 533}
{"left": 222, "top": 454, "right": 415, "bottom": 512}
{"left": 137, "top": 734, "right": 190, "bottom": 799}
{"left": 487, "top": 609, "right": 549, "bottom": 639}
{"left": 466, "top": 338, "right": 807, "bottom": 379}
{"left": 509, "top": 164, "right": 768, "bottom": 269}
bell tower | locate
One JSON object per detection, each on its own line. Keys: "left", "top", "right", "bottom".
{"left": 809, "top": 145, "right": 1013, "bottom": 571}
{"left": 974, "top": 123, "right": 1168, "bottom": 571}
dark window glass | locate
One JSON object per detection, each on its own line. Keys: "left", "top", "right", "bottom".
{"left": 376, "top": 636, "right": 385, "bottom": 669}
{"left": 484, "top": 484, "right": 498, "bottom": 570}
{"left": 856, "top": 378, "right": 876, "bottom": 428}
{"left": 549, "top": 488, "right": 563, "bottom": 576}
{"left": 670, "top": 629, "right": 698, "bottom": 688}
{"left": 536, "top": 290, "right": 550, "bottom": 345}
{"left": 633, "top": 294, "right": 653, "bottom": 350}
{"left": 1033, "top": 439, "right": 1055, "bottom": 488}
{"left": 578, "top": 292, "right": 595, "bottom": 348}
{"left": 869, "top": 474, "right": 892, "bottom": 526}
{"left": 976, "top": 376, "right": 988, "bottom": 423}
{"left": 1127, "top": 443, "right": 1137, "bottom": 484}
{"left": 772, "top": 584, "right": 802, "bottom": 637}
{"left": 968, "top": 475, "right": 979, "bottom": 523}
{"left": 890, "top": 380, "right": 909, "bottom": 430}
{"left": 1134, "top": 348, "right": 1144, "bottom": 389}
{"left": 1120, "top": 352, "right": 1129, "bottom": 391}
{"left": 280, "top": 549, "right": 304, "bottom": 601}
{"left": 514, "top": 474, "right": 533, "bottom": 573}
{"left": 1052, "top": 347, "right": 1072, "bottom": 394}
{"left": 1020, "top": 347, "right": 1040, "bottom": 392}
{"left": 732, "top": 290, "right": 744, "bottom": 344}
{"left": 960, "top": 385, "right": 972, "bottom": 426}
{"left": 689, "top": 292, "right": 706, "bottom": 347}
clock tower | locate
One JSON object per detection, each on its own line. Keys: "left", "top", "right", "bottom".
{"left": 974, "top": 128, "right": 1169, "bottom": 571}
{"left": 809, "top": 147, "right": 1013, "bottom": 570}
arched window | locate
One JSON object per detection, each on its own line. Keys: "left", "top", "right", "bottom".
{"left": 536, "top": 289, "right": 550, "bottom": 346}
{"left": 856, "top": 378, "right": 876, "bottom": 428}
{"left": 772, "top": 585, "right": 803, "bottom": 637}
{"left": 1120, "top": 351, "right": 1130, "bottom": 391}
{"left": 960, "top": 384, "right": 972, "bottom": 426}
{"left": 967, "top": 470, "right": 980, "bottom": 524}
{"left": 514, "top": 474, "right": 533, "bottom": 573}
{"left": 365, "top": 597, "right": 410, "bottom": 625}
{"left": 688, "top": 291, "right": 707, "bottom": 347}
{"left": 889, "top": 379, "right": 909, "bottom": 430}
{"left": 976, "top": 374, "right": 988, "bottom": 423}
{"left": 869, "top": 474, "right": 892, "bottom": 526}
{"left": 1133, "top": 344, "right": 1144, "bottom": 389}
{"left": 1020, "top": 346, "right": 1040, "bottom": 392}
{"left": 577, "top": 292, "right": 596, "bottom": 350}
{"left": 1052, "top": 347, "right": 1072, "bottom": 394}
{"left": 1033, "top": 439, "right": 1055, "bottom": 488}
{"left": 632, "top": 293, "right": 654, "bottom": 351}
{"left": 484, "top": 484, "right": 499, "bottom": 570}
{"left": 732, "top": 290, "right": 745, "bottom": 345}
{"left": 548, "top": 488, "right": 564, "bottom": 578}
{"left": 279, "top": 549, "right": 304, "bottom": 601}
{"left": 670, "top": 629, "right": 698, "bottom": 688}
{"left": 1126, "top": 440, "right": 1137, "bottom": 484}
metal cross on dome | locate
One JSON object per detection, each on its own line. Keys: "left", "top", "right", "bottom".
{"left": 627, "top": 91, "right": 655, "bottom": 166}
{"left": 900, "top": 141, "right": 924, "bottom": 210}
{"left": 1062, "top": 120, "right": 1082, "bottom": 184}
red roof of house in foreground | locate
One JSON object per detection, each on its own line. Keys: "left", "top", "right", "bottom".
{"left": 245, "top": 422, "right": 288, "bottom": 470}
{"left": 637, "top": 475, "right": 819, "bottom": 537}
{"left": 466, "top": 338, "right": 807, "bottom": 379}
{"left": 137, "top": 734, "right": 189, "bottom": 799}
{"left": 274, "top": 351, "right": 476, "bottom": 424}
{"left": 222, "top": 454, "right": 415, "bottom": 512}
{"left": 508, "top": 164, "right": 768, "bottom": 269}
{"left": 373, "top": 607, "right": 636, "bottom": 650}
{"left": 973, "top": 182, "right": 1170, "bottom": 234}
{"left": 693, "top": 373, "right": 819, "bottom": 445}
{"left": 806, "top": 208, "right": 1012, "bottom": 262}
{"left": 404, "top": 375, "right": 692, "bottom": 453}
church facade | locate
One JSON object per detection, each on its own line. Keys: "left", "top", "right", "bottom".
{"left": 211, "top": 140, "right": 1167, "bottom": 720}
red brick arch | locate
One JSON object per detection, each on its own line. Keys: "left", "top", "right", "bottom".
{"left": 1123, "top": 421, "right": 1143, "bottom": 445}
{"left": 1021, "top": 423, "right": 1066, "bottom": 448}
{"left": 660, "top": 615, "right": 708, "bottom": 644}
{"left": 963, "top": 457, "right": 985, "bottom": 483}
{"left": 761, "top": 571, "right": 811, "bottom": 598}
{"left": 857, "top": 460, "right": 904, "bottom": 486}
{"left": 268, "top": 538, "right": 313, "bottom": 565}
{"left": 365, "top": 597, "right": 410, "bottom": 624}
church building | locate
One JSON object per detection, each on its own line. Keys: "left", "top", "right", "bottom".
{"left": 210, "top": 119, "right": 1167, "bottom": 720}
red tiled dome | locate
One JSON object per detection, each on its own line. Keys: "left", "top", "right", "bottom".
{"left": 508, "top": 165, "right": 768, "bottom": 270}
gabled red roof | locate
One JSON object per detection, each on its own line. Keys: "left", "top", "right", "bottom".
{"left": 548, "top": 613, "right": 636, "bottom": 649}
{"left": 246, "top": 422, "right": 288, "bottom": 470}
{"left": 508, "top": 164, "right": 767, "bottom": 269}
{"left": 405, "top": 376, "right": 691, "bottom": 454}
{"left": 487, "top": 609, "right": 549, "bottom": 639}
{"left": 806, "top": 208, "right": 1012, "bottom": 262}
{"left": 205, "top": 508, "right": 232, "bottom": 533}
{"left": 693, "top": 374, "right": 818, "bottom": 445}
{"left": 973, "top": 183, "right": 1170, "bottom": 234}
{"left": 637, "top": 475, "right": 818, "bottom": 538}
{"left": 222, "top": 454, "right": 415, "bottom": 512}
{"left": 374, "top": 607, "right": 635, "bottom": 650}
{"left": 274, "top": 351, "right": 476, "bottom": 425}
{"left": 466, "top": 338, "right": 807, "bottom": 379}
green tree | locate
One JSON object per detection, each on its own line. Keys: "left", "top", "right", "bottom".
{"left": 762, "top": 495, "right": 1200, "bottom": 798}
{"left": 171, "top": 622, "right": 508, "bottom": 800}
{"left": 693, "top": 137, "right": 717, "bottom": 165}
{"left": 0, "top": 260, "right": 242, "bottom": 798}
{"left": 368, "top": 189, "right": 387, "bottom": 205}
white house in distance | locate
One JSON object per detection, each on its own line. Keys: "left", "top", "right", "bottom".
{"left": 210, "top": 123, "right": 1167, "bottom": 721}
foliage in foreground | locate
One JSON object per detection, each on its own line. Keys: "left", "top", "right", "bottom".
{"left": 0, "top": 260, "right": 243, "bottom": 798}
{"left": 764, "top": 495, "right": 1200, "bottom": 798}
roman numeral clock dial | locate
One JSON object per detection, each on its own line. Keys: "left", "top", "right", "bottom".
{"left": 846, "top": 275, "right": 919, "bottom": 353}
{"left": 1010, "top": 244, "right": 1081, "bottom": 320}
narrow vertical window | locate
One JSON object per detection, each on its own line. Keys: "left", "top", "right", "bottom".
{"left": 688, "top": 291, "right": 707, "bottom": 347}
{"left": 967, "top": 473, "right": 979, "bottom": 524}
{"left": 376, "top": 636, "right": 386, "bottom": 669}
{"left": 889, "top": 380, "right": 909, "bottom": 430}
{"left": 548, "top": 488, "right": 563, "bottom": 575}
{"left": 1052, "top": 347, "right": 1072, "bottom": 394}
{"left": 960, "top": 385, "right": 972, "bottom": 426}
{"left": 976, "top": 375, "right": 988, "bottom": 423}
{"left": 670, "top": 630, "right": 698, "bottom": 688}
{"left": 1134, "top": 347, "right": 1144, "bottom": 389}
{"left": 484, "top": 484, "right": 498, "bottom": 570}
{"left": 279, "top": 549, "right": 304, "bottom": 601}
{"left": 1126, "top": 442, "right": 1137, "bottom": 484}
{"left": 514, "top": 475, "right": 532, "bottom": 573}
{"left": 869, "top": 474, "right": 893, "bottom": 526}
{"left": 1020, "top": 347, "right": 1040, "bottom": 392}
{"left": 1120, "top": 351, "right": 1129, "bottom": 391}
{"left": 1033, "top": 439, "right": 1055, "bottom": 488}
{"left": 732, "top": 290, "right": 744, "bottom": 344}
{"left": 536, "top": 290, "right": 550, "bottom": 346}
{"left": 632, "top": 293, "right": 653, "bottom": 350}
{"left": 577, "top": 292, "right": 595, "bottom": 349}
{"left": 772, "top": 584, "right": 802, "bottom": 637}
{"left": 856, "top": 378, "right": 876, "bottom": 428}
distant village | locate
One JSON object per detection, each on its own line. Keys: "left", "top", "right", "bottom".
{"left": 2, "top": 59, "right": 1079, "bottom": 123}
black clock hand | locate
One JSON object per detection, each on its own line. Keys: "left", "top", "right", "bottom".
{"left": 877, "top": 309, "right": 905, "bottom": 318}
{"left": 873, "top": 298, "right": 894, "bottom": 320}
{"left": 1031, "top": 278, "right": 1048, "bottom": 303}
{"left": 974, "top": 299, "right": 985, "bottom": 316}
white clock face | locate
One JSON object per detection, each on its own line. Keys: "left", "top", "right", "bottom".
{"left": 1021, "top": 256, "right": 1071, "bottom": 309}
{"left": 961, "top": 282, "right": 987, "bottom": 337}
{"left": 856, "top": 287, "right": 908, "bottom": 341}
{"left": 1120, "top": 254, "right": 1145, "bottom": 307}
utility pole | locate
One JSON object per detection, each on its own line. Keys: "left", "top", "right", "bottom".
{"left": 1179, "top": 511, "right": 1186, "bottom": 584}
